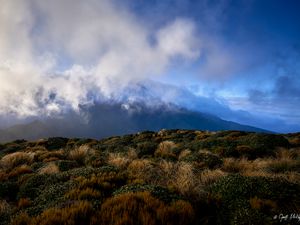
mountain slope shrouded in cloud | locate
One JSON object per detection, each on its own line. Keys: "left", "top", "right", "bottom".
{"left": 0, "top": 0, "right": 300, "bottom": 135}
{"left": 0, "top": 102, "right": 268, "bottom": 142}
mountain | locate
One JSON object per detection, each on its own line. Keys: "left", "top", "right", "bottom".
{"left": 0, "top": 102, "right": 269, "bottom": 142}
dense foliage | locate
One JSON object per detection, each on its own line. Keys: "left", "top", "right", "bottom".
{"left": 0, "top": 130, "right": 299, "bottom": 225}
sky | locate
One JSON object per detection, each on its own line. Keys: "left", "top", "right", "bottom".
{"left": 0, "top": 0, "right": 300, "bottom": 132}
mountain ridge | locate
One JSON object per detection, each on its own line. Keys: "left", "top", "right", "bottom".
{"left": 0, "top": 102, "right": 269, "bottom": 142}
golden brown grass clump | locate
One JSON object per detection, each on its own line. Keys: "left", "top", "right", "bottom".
{"left": 12, "top": 201, "right": 94, "bottom": 225}
{"left": 178, "top": 149, "right": 192, "bottom": 160}
{"left": 68, "top": 145, "right": 95, "bottom": 165}
{"left": 65, "top": 188, "right": 102, "bottom": 200}
{"left": 155, "top": 141, "right": 177, "bottom": 159}
{"left": 108, "top": 153, "right": 131, "bottom": 169}
{"left": 8, "top": 165, "right": 32, "bottom": 178}
{"left": 95, "top": 192, "right": 195, "bottom": 225}
{"left": 127, "top": 158, "right": 155, "bottom": 183}
{"left": 38, "top": 163, "right": 60, "bottom": 174}
{"left": 199, "top": 169, "right": 227, "bottom": 186}
{"left": 0, "top": 152, "right": 34, "bottom": 171}
{"left": 17, "top": 198, "right": 32, "bottom": 210}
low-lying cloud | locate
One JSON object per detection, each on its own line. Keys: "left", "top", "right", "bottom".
{"left": 0, "top": 0, "right": 200, "bottom": 117}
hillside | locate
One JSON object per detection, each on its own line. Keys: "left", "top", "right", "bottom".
{"left": 0, "top": 102, "right": 268, "bottom": 142}
{"left": 0, "top": 130, "right": 299, "bottom": 225}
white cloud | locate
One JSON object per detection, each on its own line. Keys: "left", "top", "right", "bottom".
{"left": 0, "top": 0, "right": 200, "bottom": 117}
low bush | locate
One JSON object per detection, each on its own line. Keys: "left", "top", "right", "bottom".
{"left": 209, "top": 174, "right": 300, "bottom": 224}
{"left": 12, "top": 201, "right": 94, "bottom": 225}
{"left": 180, "top": 151, "right": 222, "bottom": 169}
{"left": 45, "top": 137, "right": 68, "bottom": 150}
{"left": 113, "top": 184, "right": 182, "bottom": 203}
{"left": 136, "top": 142, "right": 158, "bottom": 157}
{"left": 0, "top": 180, "right": 18, "bottom": 200}
{"left": 55, "top": 160, "right": 79, "bottom": 172}
{"left": 26, "top": 180, "right": 76, "bottom": 216}
{"left": 238, "top": 133, "right": 290, "bottom": 158}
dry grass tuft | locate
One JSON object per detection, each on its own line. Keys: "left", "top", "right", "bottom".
{"left": 127, "top": 159, "right": 154, "bottom": 182}
{"left": 12, "top": 201, "right": 94, "bottom": 225}
{"left": 275, "top": 148, "right": 297, "bottom": 160}
{"left": 222, "top": 157, "right": 274, "bottom": 174}
{"left": 0, "top": 152, "right": 34, "bottom": 171}
{"left": 8, "top": 165, "right": 32, "bottom": 178}
{"left": 17, "top": 198, "right": 32, "bottom": 209}
{"left": 65, "top": 188, "right": 101, "bottom": 200}
{"left": 127, "top": 148, "right": 138, "bottom": 160}
{"left": 108, "top": 153, "right": 131, "bottom": 169}
{"left": 153, "top": 160, "right": 205, "bottom": 200}
{"left": 68, "top": 145, "right": 94, "bottom": 165}
{"left": 178, "top": 149, "right": 192, "bottom": 160}
{"left": 155, "top": 141, "right": 177, "bottom": 158}
{"left": 199, "top": 169, "right": 227, "bottom": 186}
{"left": 172, "top": 162, "right": 204, "bottom": 198}
{"left": 249, "top": 196, "right": 277, "bottom": 211}
{"left": 0, "top": 169, "right": 8, "bottom": 182}
{"left": 39, "top": 162, "right": 60, "bottom": 174}
{"left": 96, "top": 192, "right": 195, "bottom": 225}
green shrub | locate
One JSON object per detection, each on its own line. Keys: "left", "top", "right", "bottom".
{"left": 26, "top": 181, "right": 76, "bottom": 216}
{"left": 31, "top": 162, "right": 45, "bottom": 171}
{"left": 0, "top": 181, "right": 18, "bottom": 200}
{"left": 45, "top": 137, "right": 68, "bottom": 150}
{"left": 74, "top": 138, "right": 95, "bottom": 146}
{"left": 14, "top": 201, "right": 94, "bottom": 225}
{"left": 181, "top": 151, "right": 222, "bottom": 169}
{"left": 56, "top": 160, "right": 79, "bottom": 172}
{"left": 238, "top": 134, "right": 290, "bottom": 158}
{"left": 136, "top": 142, "right": 158, "bottom": 157}
{"left": 18, "top": 173, "right": 69, "bottom": 200}
{"left": 1, "top": 143, "right": 22, "bottom": 155}
{"left": 209, "top": 174, "right": 300, "bottom": 224}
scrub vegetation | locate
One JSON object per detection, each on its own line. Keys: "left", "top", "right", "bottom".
{"left": 0, "top": 130, "right": 299, "bottom": 225}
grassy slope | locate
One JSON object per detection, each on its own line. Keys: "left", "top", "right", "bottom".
{"left": 0, "top": 130, "right": 299, "bottom": 225}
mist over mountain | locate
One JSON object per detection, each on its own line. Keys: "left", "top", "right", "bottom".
{"left": 0, "top": 100, "right": 268, "bottom": 142}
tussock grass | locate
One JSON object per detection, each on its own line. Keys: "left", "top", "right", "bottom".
{"left": 199, "top": 169, "right": 227, "bottom": 186}
{"left": 0, "top": 152, "right": 34, "bottom": 171}
{"left": 178, "top": 149, "right": 192, "bottom": 160}
{"left": 38, "top": 163, "right": 59, "bottom": 174}
{"left": 8, "top": 165, "right": 32, "bottom": 178}
{"left": 108, "top": 153, "right": 131, "bottom": 169}
{"left": 68, "top": 145, "right": 95, "bottom": 165}
{"left": 96, "top": 192, "right": 195, "bottom": 225}
{"left": 1, "top": 130, "right": 299, "bottom": 225}
{"left": 155, "top": 141, "right": 177, "bottom": 159}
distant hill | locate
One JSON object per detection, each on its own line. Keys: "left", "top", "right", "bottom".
{"left": 0, "top": 102, "right": 269, "bottom": 142}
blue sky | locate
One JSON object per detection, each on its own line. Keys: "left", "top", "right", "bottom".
{"left": 126, "top": 0, "right": 300, "bottom": 132}
{"left": 0, "top": 0, "right": 299, "bottom": 132}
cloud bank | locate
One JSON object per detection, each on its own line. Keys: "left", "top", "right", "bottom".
{"left": 0, "top": 0, "right": 200, "bottom": 117}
